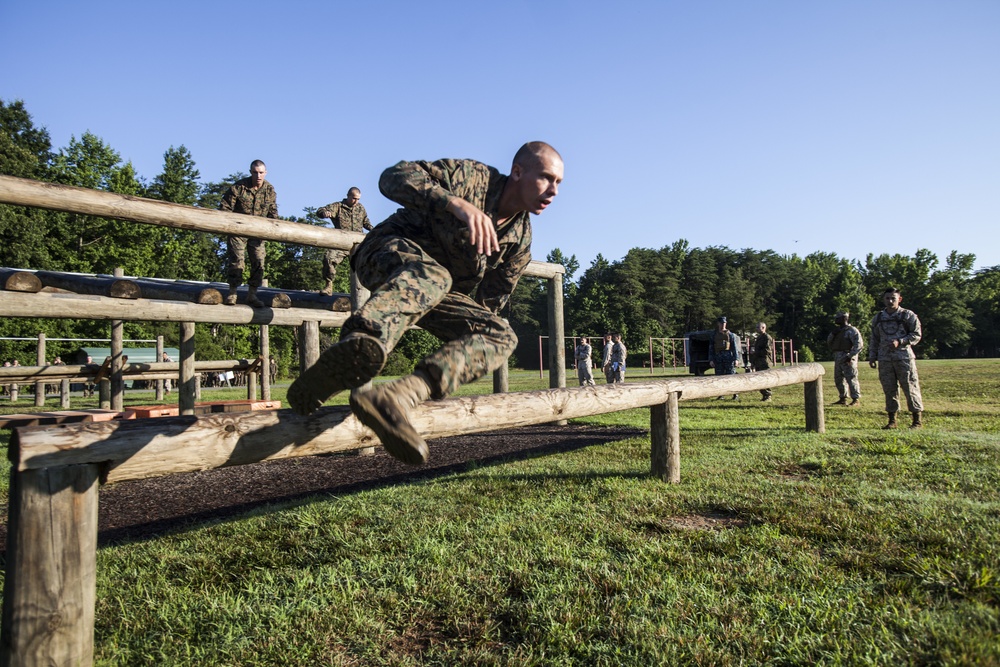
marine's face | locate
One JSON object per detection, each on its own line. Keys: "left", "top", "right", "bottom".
{"left": 883, "top": 292, "right": 901, "bottom": 310}
{"left": 250, "top": 165, "right": 267, "bottom": 188}
{"left": 346, "top": 190, "right": 360, "bottom": 206}
{"left": 756, "top": 323, "right": 765, "bottom": 335}
{"left": 511, "top": 151, "right": 563, "bottom": 215}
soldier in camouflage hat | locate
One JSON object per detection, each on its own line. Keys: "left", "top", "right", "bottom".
{"left": 288, "top": 142, "right": 564, "bottom": 465}
{"left": 868, "top": 288, "right": 924, "bottom": 429}
{"left": 316, "top": 187, "right": 373, "bottom": 295}
{"left": 219, "top": 159, "right": 278, "bottom": 308}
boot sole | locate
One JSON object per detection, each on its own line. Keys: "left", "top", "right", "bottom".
{"left": 349, "top": 390, "right": 429, "bottom": 465}
{"left": 287, "top": 335, "right": 386, "bottom": 416}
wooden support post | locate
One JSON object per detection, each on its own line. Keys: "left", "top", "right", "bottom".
{"left": 493, "top": 362, "right": 509, "bottom": 395}
{"left": 650, "top": 391, "right": 681, "bottom": 483}
{"left": 59, "top": 379, "right": 70, "bottom": 409}
{"left": 260, "top": 279, "right": 271, "bottom": 401}
{"left": 155, "top": 335, "right": 165, "bottom": 401}
{"left": 1, "top": 464, "right": 100, "bottom": 667}
{"left": 247, "top": 370, "right": 258, "bottom": 401}
{"left": 179, "top": 322, "right": 196, "bottom": 416}
{"left": 805, "top": 378, "right": 825, "bottom": 433}
{"left": 546, "top": 274, "right": 566, "bottom": 425}
{"left": 98, "top": 380, "right": 110, "bottom": 410}
{"left": 299, "top": 321, "right": 320, "bottom": 376}
{"left": 110, "top": 268, "right": 125, "bottom": 412}
{"left": 34, "top": 333, "right": 45, "bottom": 408}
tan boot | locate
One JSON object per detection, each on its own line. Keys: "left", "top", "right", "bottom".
{"left": 287, "top": 333, "right": 386, "bottom": 416}
{"left": 350, "top": 371, "right": 433, "bottom": 465}
{"left": 882, "top": 412, "right": 897, "bottom": 429}
{"left": 910, "top": 412, "right": 923, "bottom": 429}
{"left": 319, "top": 279, "right": 334, "bottom": 296}
{"left": 833, "top": 397, "right": 848, "bottom": 405}
{"left": 224, "top": 285, "right": 239, "bottom": 306}
{"left": 848, "top": 399, "right": 860, "bottom": 407}
{"left": 246, "top": 287, "right": 264, "bottom": 308}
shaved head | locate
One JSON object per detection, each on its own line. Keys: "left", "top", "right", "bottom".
{"left": 513, "top": 141, "right": 562, "bottom": 171}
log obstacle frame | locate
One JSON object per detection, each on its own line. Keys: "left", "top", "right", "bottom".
{"left": 0, "top": 174, "right": 825, "bottom": 664}
{"left": 1, "top": 364, "right": 825, "bottom": 664}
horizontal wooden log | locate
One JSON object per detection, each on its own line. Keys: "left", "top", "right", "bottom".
{"left": 11, "top": 365, "right": 824, "bottom": 483}
{"left": 0, "top": 360, "right": 254, "bottom": 381}
{"left": 34, "top": 270, "right": 140, "bottom": 299}
{"left": 0, "top": 269, "right": 41, "bottom": 292}
{"left": 0, "top": 175, "right": 564, "bottom": 280}
{"left": 130, "top": 278, "right": 223, "bottom": 305}
{"left": 0, "top": 290, "right": 349, "bottom": 327}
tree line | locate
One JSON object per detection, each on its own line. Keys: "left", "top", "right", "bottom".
{"left": 3, "top": 99, "right": 998, "bottom": 375}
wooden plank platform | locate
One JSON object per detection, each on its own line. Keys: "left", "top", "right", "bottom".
{"left": 0, "top": 409, "right": 122, "bottom": 429}
{"left": 123, "top": 400, "right": 281, "bottom": 419}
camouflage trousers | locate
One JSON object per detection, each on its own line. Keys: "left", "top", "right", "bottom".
{"left": 877, "top": 357, "right": 923, "bottom": 413}
{"left": 714, "top": 361, "right": 738, "bottom": 376}
{"left": 227, "top": 235, "right": 265, "bottom": 287}
{"left": 833, "top": 352, "right": 861, "bottom": 400}
{"left": 752, "top": 358, "right": 772, "bottom": 399}
{"left": 344, "top": 236, "right": 517, "bottom": 399}
{"left": 577, "top": 362, "right": 595, "bottom": 386}
{"left": 322, "top": 248, "right": 350, "bottom": 282}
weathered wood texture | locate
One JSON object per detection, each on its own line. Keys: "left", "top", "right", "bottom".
{"left": 0, "top": 360, "right": 253, "bottom": 382}
{"left": 0, "top": 464, "right": 99, "bottom": 667}
{"left": 11, "top": 365, "right": 824, "bottom": 484}
{"left": 650, "top": 392, "right": 681, "bottom": 483}
{"left": 34, "top": 270, "right": 140, "bottom": 299}
{"left": 0, "top": 269, "right": 41, "bottom": 293}
{"left": 0, "top": 175, "right": 563, "bottom": 280}
{"left": 0, "top": 291, "right": 349, "bottom": 327}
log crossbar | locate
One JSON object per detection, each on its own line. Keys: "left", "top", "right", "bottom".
{"left": 11, "top": 364, "right": 825, "bottom": 484}
{"left": 0, "top": 175, "right": 563, "bottom": 281}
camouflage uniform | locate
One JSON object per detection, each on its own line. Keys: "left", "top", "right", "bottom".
{"left": 751, "top": 331, "right": 775, "bottom": 399}
{"left": 710, "top": 330, "right": 742, "bottom": 375}
{"left": 317, "top": 199, "right": 373, "bottom": 282}
{"left": 869, "top": 307, "right": 923, "bottom": 413}
{"left": 575, "top": 341, "right": 595, "bottom": 386}
{"left": 828, "top": 323, "right": 863, "bottom": 401}
{"left": 601, "top": 338, "right": 614, "bottom": 384}
{"left": 609, "top": 339, "right": 628, "bottom": 383}
{"left": 344, "top": 159, "right": 530, "bottom": 399}
{"left": 219, "top": 177, "right": 278, "bottom": 288}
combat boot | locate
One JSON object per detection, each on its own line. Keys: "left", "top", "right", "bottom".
{"left": 848, "top": 399, "right": 860, "bottom": 407}
{"left": 833, "top": 397, "right": 848, "bottom": 405}
{"left": 319, "top": 279, "right": 334, "bottom": 296}
{"left": 287, "top": 333, "right": 386, "bottom": 416}
{"left": 246, "top": 287, "right": 264, "bottom": 308}
{"left": 224, "top": 285, "right": 239, "bottom": 306}
{"left": 882, "top": 412, "right": 898, "bottom": 430}
{"left": 910, "top": 412, "right": 923, "bottom": 429}
{"left": 350, "top": 370, "right": 433, "bottom": 465}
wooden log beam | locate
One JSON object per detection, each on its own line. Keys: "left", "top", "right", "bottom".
{"left": 0, "top": 291, "right": 349, "bottom": 327}
{"left": 0, "top": 175, "right": 564, "bottom": 280}
{"left": 0, "top": 269, "right": 41, "bottom": 293}
{"left": 11, "top": 364, "right": 824, "bottom": 484}
{"left": 131, "top": 278, "right": 223, "bottom": 305}
{"left": 0, "top": 360, "right": 252, "bottom": 382}
{"left": 35, "top": 270, "right": 140, "bottom": 300}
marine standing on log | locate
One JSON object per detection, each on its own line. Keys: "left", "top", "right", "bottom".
{"left": 220, "top": 159, "right": 278, "bottom": 308}
{"left": 288, "top": 142, "right": 564, "bottom": 465}
{"left": 316, "top": 187, "right": 373, "bottom": 295}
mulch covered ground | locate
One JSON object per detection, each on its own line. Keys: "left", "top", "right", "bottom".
{"left": 0, "top": 424, "right": 646, "bottom": 552}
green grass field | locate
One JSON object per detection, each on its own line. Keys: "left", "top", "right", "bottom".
{"left": 2, "top": 360, "right": 999, "bottom": 665}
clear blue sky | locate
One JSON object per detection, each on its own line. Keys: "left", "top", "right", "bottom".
{"left": 3, "top": 1, "right": 998, "bottom": 274}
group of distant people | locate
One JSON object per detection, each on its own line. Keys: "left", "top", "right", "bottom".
{"left": 571, "top": 287, "right": 925, "bottom": 430}
{"left": 573, "top": 333, "right": 628, "bottom": 386}
{"left": 219, "top": 160, "right": 372, "bottom": 307}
